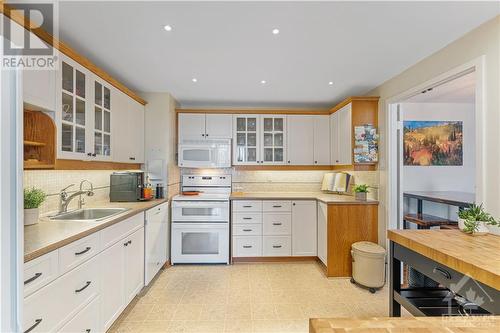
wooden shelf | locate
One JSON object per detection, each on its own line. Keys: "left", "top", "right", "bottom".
{"left": 24, "top": 140, "right": 46, "bottom": 147}
{"left": 404, "top": 213, "right": 454, "bottom": 227}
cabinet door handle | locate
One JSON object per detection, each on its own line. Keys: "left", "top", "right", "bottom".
{"left": 24, "top": 319, "right": 42, "bottom": 333}
{"left": 243, "top": 245, "right": 252, "bottom": 248}
{"left": 272, "top": 222, "right": 282, "bottom": 226}
{"left": 128, "top": 240, "right": 132, "bottom": 245}
{"left": 24, "top": 272, "right": 42, "bottom": 285}
{"left": 202, "top": 134, "right": 205, "bottom": 137}
{"left": 433, "top": 267, "right": 451, "bottom": 280}
{"left": 242, "top": 229, "right": 253, "bottom": 232}
{"left": 314, "top": 161, "right": 318, "bottom": 164}
{"left": 129, "top": 157, "right": 136, "bottom": 160}
{"left": 243, "top": 206, "right": 252, "bottom": 208}
{"left": 75, "top": 281, "right": 92, "bottom": 293}
{"left": 206, "top": 133, "right": 209, "bottom": 137}
{"left": 243, "top": 217, "right": 252, "bottom": 220}
{"left": 272, "top": 205, "right": 282, "bottom": 208}
{"left": 75, "top": 246, "right": 91, "bottom": 256}
{"left": 124, "top": 241, "right": 129, "bottom": 246}
{"left": 85, "top": 330, "right": 91, "bottom": 333}
{"left": 273, "top": 245, "right": 282, "bottom": 248}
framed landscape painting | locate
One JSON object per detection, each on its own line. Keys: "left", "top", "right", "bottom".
{"left": 403, "top": 121, "right": 463, "bottom": 166}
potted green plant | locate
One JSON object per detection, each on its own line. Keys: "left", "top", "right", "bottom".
{"left": 353, "top": 184, "right": 369, "bottom": 201}
{"left": 24, "top": 187, "right": 46, "bottom": 226}
{"left": 457, "top": 204, "right": 497, "bottom": 236}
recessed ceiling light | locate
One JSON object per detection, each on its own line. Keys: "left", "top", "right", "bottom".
{"left": 272, "top": 28, "right": 280, "bottom": 35}
{"left": 163, "top": 25, "right": 173, "bottom": 31}
{"left": 192, "top": 78, "right": 198, "bottom": 83}
{"left": 328, "top": 81, "right": 334, "bottom": 85}
{"left": 260, "top": 80, "right": 267, "bottom": 84}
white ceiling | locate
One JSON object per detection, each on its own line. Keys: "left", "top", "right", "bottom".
{"left": 55, "top": 1, "right": 499, "bottom": 108}
{"left": 405, "top": 71, "right": 476, "bottom": 104}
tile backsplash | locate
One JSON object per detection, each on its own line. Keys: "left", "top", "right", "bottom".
{"left": 24, "top": 169, "right": 140, "bottom": 215}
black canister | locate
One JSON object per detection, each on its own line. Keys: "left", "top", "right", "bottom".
{"left": 155, "top": 183, "right": 164, "bottom": 199}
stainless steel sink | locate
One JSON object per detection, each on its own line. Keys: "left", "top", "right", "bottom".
{"left": 50, "top": 208, "right": 129, "bottom": 221}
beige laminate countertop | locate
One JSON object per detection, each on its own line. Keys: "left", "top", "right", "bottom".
{"left": 230, "top": 192, "right": 379, "bottom": 204}
{"left": 24, "top": 198, "right": 168, "bottom": 263}
{"left": 388, "top": 229, "right": 500, "bottom": 290}
{"left": 309, "top": 316, "right": 500, "bottom": 333}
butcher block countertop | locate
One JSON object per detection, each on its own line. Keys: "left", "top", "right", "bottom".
{"left": 24, "top": 198, "right": 168, "bottom": 263}
{"left": 230, "top": 192, "right": 378, "bottom": 205}
{"left": 388, "top": 229, "right": 500, "bottom": 290}
{"left": 309, "top": 316, "right": 500, "bottom": 333}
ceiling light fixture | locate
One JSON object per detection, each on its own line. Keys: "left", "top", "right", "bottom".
{"left": 328, "top": 81, "right": 334, "bottom": 85}
{"left": 163, "top": 25, "right": 173, "bottom": 31}
{"left": 272, "top": 28, "right": 280, "bottom": 35}
{"left": 260, "top": 80, "right": 267, "bottom": 84}
{"left": 192, "top": 78, "right": 198, "bottom": 83}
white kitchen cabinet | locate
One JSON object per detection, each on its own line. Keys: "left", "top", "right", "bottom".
{"left": 23, "top": 250, "right": 59, "bottom": 297}
{"left": 291, "top": 201, "right": 317, "bottom": 256}
{"left": 130, "top": 99, "right": 145, "bottom": 163}
{"left": 261, "top": 115, "right": 286, "bottom": 164}
{"left": 317, "top": 202, "right": 327, "bottom": 265}
{"left": 58, "top": 296, "right": 100, "bottom": 333}
{"left": 100, "top": 238, "right": 125, "bottom": 331}
{"left": 124, "top": 228, "right": 145, "bottom": 304}
{"left": 91, "top": 76, "right": 113, "bottom": 160}
{"left": 179, "top": 113, "right": 232, "bottom": 141}
{"left": 330, "top": 103, "right": 352, "bottom": 165}
{"left": 313, "top": 115, "right": 331, "bottom": 165}
{"left": 206, "top": 114, "right": 233, "bottom": 139}
{"left": 178, "top": 113, "right": 206, "bottom": 141}
{"left": 233, "top": 115, "right": 260, "bottom": 165}
{"left": 145, "top": 203, "right": 169, "bottom": 286}
{"left": 287, "top": 115, "right": 314, "bottom": 165}
{"left": 23, "top": 67, "right": 56, "bottom": 112}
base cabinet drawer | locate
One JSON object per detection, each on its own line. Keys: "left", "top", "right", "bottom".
{"left": 24, "top": 250, "right": 59, "bottom": 297}
{"left": 59, "top": 232, "right": 100, "bottom": 275}
{"left": 263, "top": 213, "right": 291, "bottom": 235}
{"left": 263, "top": 201, "right": 291, "bottom": 212}
{"left": 233, "top": 213, "right": 262, "bottom": 224}
{"left": 100, "top": 213, "right": 143, "bottom": 249}
{"left": 24, "top": 254, "right": 100, "bottom": 333}
{"left": 58, "top": 296, "right": 100, "bottom": 333}
{"left": 233, "top": 200, "right": 263, "bottom": 212}
{"left": 263, "top": 236, "right": 291, "bottom": 256}
{"left": 233, "top": 236, "right": 262, "bottom": 257}
{"left": 233, "top": 224, "right": 262, "bottom": 236}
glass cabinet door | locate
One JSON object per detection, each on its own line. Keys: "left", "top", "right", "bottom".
{"left": 60, "top": 61, "right": 87, "bottom": 155}
{"left": 234, "top": 115, "right": 259, "bottom": 164}
{"left": 93, "top": 80, "right": 111, "bottom": 158}
{"left": 261, "top": 116, "right": 286, "bottom": 164}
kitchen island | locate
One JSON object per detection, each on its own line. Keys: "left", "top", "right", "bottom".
{"left": 388, "top": 229, "right": 500, "bottom": 316}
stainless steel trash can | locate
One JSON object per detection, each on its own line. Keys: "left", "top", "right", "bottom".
{"left": 350, "top": 241, "right": 386, "bottom": 293}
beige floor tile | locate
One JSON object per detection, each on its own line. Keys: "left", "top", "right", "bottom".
{"left": 145, "top": 303, "right": 177, "bottom": 321}
{"left": 251, "top": 319, "right": 283, "bottom": 333}
{"left": 251, "top": 303, "right": 277, "bottom": 320}
{"left": 172, "top": 303, "right": 203, "bottom": 320}
{"left": 226, "top": 303, "right": 252, "bottom": 320}
{"left": 138, "top": 320, "right": 170, "bottom": 332}
{"left": 200, "top": 303, "right": 227, "bottom": 321}
{"left": 274, "top": 303, "right": 305, "bottom": 320}
{"left": 223, "top": 319, "right": 253, "bottom": 333}
{"left": 185, "top": 320, "right": 225, "bottom": 333}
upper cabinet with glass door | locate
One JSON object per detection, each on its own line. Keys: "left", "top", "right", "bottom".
{"left": 233, "top": 115, "right": 260, "bottom": 165}
{"left": 261, "top": 115, "right": 286, "bottom": 164}
{"left": 93, "top": 78, "right": 112, "bottom": 160}
{"left": 58, "top": 55, "right": 89, "bottom": 159}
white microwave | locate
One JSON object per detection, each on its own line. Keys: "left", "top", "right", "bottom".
{"left": 178, "top": 139, "right": 231, "bottom": 168}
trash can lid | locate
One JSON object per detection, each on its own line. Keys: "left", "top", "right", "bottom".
{"left": 352, "top": 241, "right": 385, "bottom": 255}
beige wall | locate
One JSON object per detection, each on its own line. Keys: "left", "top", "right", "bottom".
{"left": 142, "top": 92, "right": 180, "bottom": 199}
{"left": 368, "top": 16, "right": 499, "bottom": 245}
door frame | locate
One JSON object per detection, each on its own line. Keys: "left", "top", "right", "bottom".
{"left": 385, "top": 56, "right": 486, "bottom": 232}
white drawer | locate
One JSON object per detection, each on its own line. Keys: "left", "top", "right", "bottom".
{"left": 232, "top": 213, "right": 262, "bottom": 224}
{"left": 24, "top": 254, "right": 100, "bottom": 333}
{"left": 59, "top": 232, "right": 100, "bottom": 275}
{"left": 232, "top": 236, "right": 262, "bottom": 257}
{"left": 100, "top": 213, "right": 143, "bottom": 249}
{"left": 263, "top": 213, "right": 291, "bottom": 235}
{"left": 24, "top": 250, "right": 59, "bottom": 297}
{"left": 233, "top": 223, "right": 262, "bottom": 236}
{"left": 263, "top": 201, "right": 291, "bottom": 212}
{"left": 263, "top": 236, "right": 291, "bottom": 256}
{"left": 233, "top": 200, "right": 262, "bottom": 212}
{"left": 58, "top": 296, "right": 100, "bottom": 333}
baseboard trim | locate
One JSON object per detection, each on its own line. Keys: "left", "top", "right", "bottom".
{"left": 232, "top": 256, "right": 318, "bottom": 263}
{"left": 162, "top": 260, "right": 171, "bottom": 269}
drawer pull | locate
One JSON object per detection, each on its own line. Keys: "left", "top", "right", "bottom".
{"left": 243, "top": 245, "right": 253, "bottom": 248}
{"left": 24, "top": 319, "right": 42, "bottom": 333}
{"left": 75, "top": 247, "right": 91, "bottom": 256}
{"left": 272, "top": 205, "right": 282, "bottom": 208}
{"left": 243, "top": 217, "right": 252, "bottom": 220}
{"left": 243, "top": 205, "right": 253, "bottom": 208}
{"left": 272, "top": 222, "right": 282, "bottom": 226}
{"left": 273, "top": 245, "right": 282, "bottom": 248}
{"left": 85, "top": 330, "right": 91, "bottom": 333}
{"left": 75, "top": 281, "right": 92, "bottom": 293}
{"left": 243, "top": 229, "right": 253, "bottom": 232}
{"left": 24, "top": 272, "right": 42, "bottom": 285}
{"left": 433, "top": 267, "right": 451, "bottom": 280}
